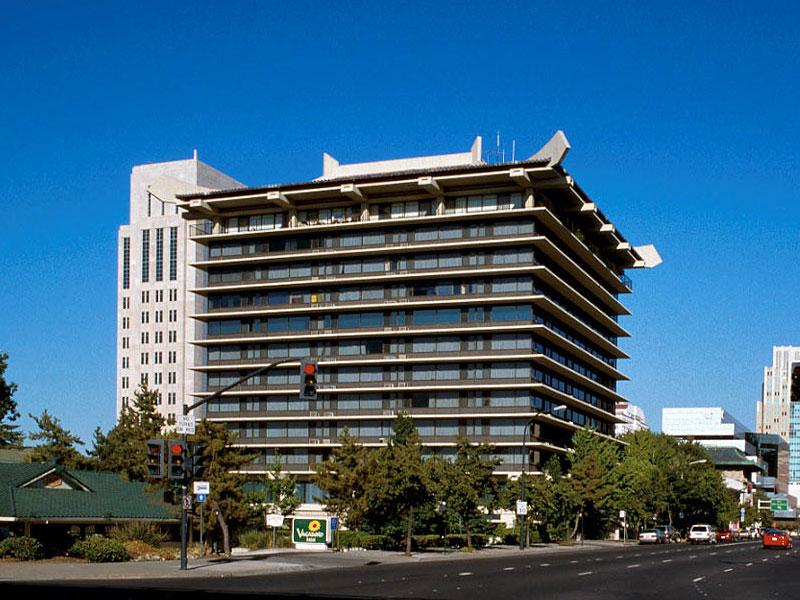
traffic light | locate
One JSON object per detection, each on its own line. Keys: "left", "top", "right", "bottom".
{"left": 146, "top": 439, "right": 165, "bottom": 479}
{"left": 190, "top": 442, "right": 206, "bottom": 479}
{"left": 791, "top": 363, "right": 800, "bottom": 403}
{"left": 300, "top": 359, "right": 318, "bottom": 401}
{"left": 167, "top": 440, "right": 188, "bottom": 481}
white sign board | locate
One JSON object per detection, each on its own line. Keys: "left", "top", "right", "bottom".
{"left": 266, "top": 514, "right": 285, "bottom": 527}
{"left": 516, "top": 500, "right": 528, "bottom": 516}
{"left": 619, "top": 510, "right": 626, "bottom": 519}
{"left": 193, "top": 481, "right": 210, "bottom": 495}
{"left": 176, "top": 415, "right": 196, "bottom": 435}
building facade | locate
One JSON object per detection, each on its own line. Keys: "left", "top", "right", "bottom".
{"left": 758, "top": 346, "right": 800, "bottom": 487}
{"left": 169, "top": 132, "right": 656, "bottom": 501}
{"left": 614, "top": 401, "right": 648, "bottom": 436}
{"left": 116, "top": 156, "right": 242, "bottom": 422}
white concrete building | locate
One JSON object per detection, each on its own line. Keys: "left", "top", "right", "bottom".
{"left": 116, "top": 155, "right": 241, "bottom": 422}
{"left": 614, "top": 401, "right": 648, "bottom": 436}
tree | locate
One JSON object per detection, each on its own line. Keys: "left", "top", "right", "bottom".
{"left": 90, "top": 385, "right": 165, "bottom": 480}
{"left": 364, "top": 413, "right": 429, "bottom": 556}
{"left": 567, "top": 428, "right": 620, "bottom": 539}
{"left": 428, "top": 437, "right": 500, "bottom": 548}
{"left": 27, "top": 410, "right": 87, "bottom": 469}
{"left": 314, "top": 427, "right": 370, "bottom": 543}
{"left": 525, "top": 456, "right": 578, "bottom": 543}
{"left": 0, "top": 352, "right": 24, "bottom": 448}
{"left": 261, "top": 454, "right": 301, "bottom": 517}
{"left": 191, "top": 419, "right": 257, "bottom": 556}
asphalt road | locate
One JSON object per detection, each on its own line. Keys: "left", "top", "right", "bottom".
{"left": 4, "top": 541, "right": 797, "bottom": 600}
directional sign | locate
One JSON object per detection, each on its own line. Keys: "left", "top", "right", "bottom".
{"left": 771, "top": 499, "right": 789, "bottom": 512}
{"left": 176, "top": 415, "right": 196, "bottom": 435}
{"left": 193, "top": 481, "right": 210, "bottom": 495}
{"left": 196, "top": 493, "right": 207, "bottom": 503}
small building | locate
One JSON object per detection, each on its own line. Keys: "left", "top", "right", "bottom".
{"left": 0, "top": 462, "right": 178, "bottom": 538}
{"left": 614, "top": 401, "right": 648, "bottom": 436}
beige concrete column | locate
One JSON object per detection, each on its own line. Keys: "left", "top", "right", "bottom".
{"left": 525, "top": 189, "right": 535, "bottom": 208}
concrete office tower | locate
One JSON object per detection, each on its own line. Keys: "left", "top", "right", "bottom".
{"left": 758, "top": 346, "right": 800, "bottom": 487}
{"left": 176, "top": 132, "right": 659, "bottom": 502}
{"left": 116, "top": 156, "right": 242, "bottom": 423}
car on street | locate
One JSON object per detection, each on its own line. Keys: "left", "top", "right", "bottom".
{"left": 716, "top": 529, "right": 734, "bottom": 543}
{"left": 688, "top": 524, "right": 717, "bottom": 544}
{"left": 638, "top": 529, "right": 667, "bottom": 544}
{"left": 762, "top": 529, "right": 793, "bottom": 549}
{"left": 655, "top": 525, "right": 680, "bottom": 543}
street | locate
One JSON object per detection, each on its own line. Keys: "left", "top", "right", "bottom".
{"left": 3, "top": 541, "right": 797, "bottom": 599}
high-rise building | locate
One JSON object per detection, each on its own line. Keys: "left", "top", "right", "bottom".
{"left": 758, "top": 346, "right": 800, "bottom": 487}
{"left": 116, "top": 156, "right": 242, "bottom": 423}
{"left": 170, "top": 131, "right": 659, "bottom": 501}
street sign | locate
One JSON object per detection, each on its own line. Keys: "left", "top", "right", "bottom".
{"left": 193, "top": 481, "right": 210, "bottom": 495}
{"left": 176, "top": 415, "right": 196, "bottom": 435}
{"left": 516, "top": 500, "right": 528, "bottom": 516}
{"left": 740, "top": 507, "right": 746, "bottom": 522}
{"left": 182, "top": 494, "right": 193, "bottom": 510}
{"left": 196, "top": 493, "right": 207, "bottom": 503}
{"left": 619, "top": 510, "right": 626, "bottom": 519}
{"left": 330, "top": 517, "right": 339, "bottom": 531}
{"left": 292, "top": 517, "right": 328, "bottom": 545}
{"left": 758, "top": 499, "right": 771, "bottom": 510}
{"left": 266, "top": 514, "right": 284, "bottom": 527}
{"left": 771, "top": 499, "right": 789, "bottom": 512}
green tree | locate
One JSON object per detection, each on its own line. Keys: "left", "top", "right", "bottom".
{"left": 568, "top": 428, "right": 620, "bottom": 539}
{"left": 364, "top": 413, "right": 429, "bottom": 556}
{"left": 27, "top": 410, "right": 88, "bottom": 469}
{"left": 428, "top": 437, "right": 499, "bottom": 548}
{"left": 191, "top": 419, "right": 256, "bottom": 556}
{"left": 90, "top": 386, "right": 166, "bottom": 480}
{"left": 526, "top": 456, "right": 578, "bottom": 542}
{"left": 0, "top": 352, "right": 24, "bottom": 448}
{"left": 262, "top": 453, "right": 301, "bottom": 516}
{"left": 314, "top": 427, "right": 370, "bottom": 542}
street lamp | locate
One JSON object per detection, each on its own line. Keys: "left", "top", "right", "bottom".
{"left": 519, "top": 405, "right": 567, "bottom": 550}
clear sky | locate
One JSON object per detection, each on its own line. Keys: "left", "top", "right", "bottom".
{"left": 1, "top": 1, "right": 799, "bottom": 447}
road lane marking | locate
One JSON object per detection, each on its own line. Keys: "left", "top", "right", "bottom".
{"left": 570, "top": 560, "right": 579, "bottom": 564}
{"left": 503, "top": 567, "right": 515, "bottom": 571}
{"left": 709, "top": 552, "right": 717, "bottom": 556}
{"left": 762, "top": 558, "right": 769, "bottom": 562}
{"left": 616, "top": 555, "right": 623, "bottom": 559}
{"left": 540, "top": 563, "right": 551, "bottom": 567}
{"left": 724, "top": 568, "right": 734, "bottom": 572}
{"left": 746, "top": 563, "right": 753, "bottom": 567}
{"left": 693, "top": 577, "right": 705, "bottom": 583}
{"left": 459, "top": 572, "right": 472, "bottom": 576}
{"left": 662, "top": 559, "right": 673, "bottom": 563}
{"left": 578, "top": 571, "right": 593, "bottom": 576}
{"left": 627, "top": 564, "right": 640, "bottom": 568}
{"left": 689, "top": 555, "right": 697, "bottom": 559}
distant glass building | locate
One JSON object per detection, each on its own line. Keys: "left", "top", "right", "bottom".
{"left": 758, "top": 346, "right": 800, "bottom": 485}
{"left": 176, "top": 132, "right": 657, "bottom": 501}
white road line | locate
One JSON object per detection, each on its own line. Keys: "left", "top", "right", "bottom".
{"left": 459, "top": 572, "right": 472, "bottom": 576}
{"left": 689, "top": 555, "right": 697, "bottom": 559}
{"left": 693, "top": 577, "right": 705, "bottom": 583}
{"left": 627, "top": 564, "right": 640, "bottom": 569}
{"left": 709, "top": 552, "right": 717, "bottom": 556}
{"left": 762, "top": 558, "right": 769, "bottom": 562}
{"left": 662, "top": 559, "right": 673, "bottom": 563}
{"left": 616, "top": 555, "right": 623, "bottom": 559}
{"left": 746, "top": 563, "right": 753, "bottom": 567}
{"left": 540, "top": 563, "right": 551, "bottom": 567}
{"left": 570, "top": 560, "right": 579, "bottom": 564}
{"left": 503, "top": 567, "right": 515, "bottom": 571}
{"left": 578, "top": 571, "right": 593, "bottom": 576}
{"left": 724, "top": 568, "right": 734, "bottom": 573}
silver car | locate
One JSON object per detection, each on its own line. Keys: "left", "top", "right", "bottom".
{"left": 688, "top": 524, "right": 716, "bottom": 544}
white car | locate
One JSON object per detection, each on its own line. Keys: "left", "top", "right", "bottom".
{"left": 688, "top": 524, "right": 716, "bottom": 544}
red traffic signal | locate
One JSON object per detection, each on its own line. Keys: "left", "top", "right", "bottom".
{"left": 303, "top": 362, "right": 317, "bottom": 376}
{"left": 170, "top": 443, "right": 184, "bottom": 456}
{"left": 300, "top": 359, "right": 318, "bottom": 401}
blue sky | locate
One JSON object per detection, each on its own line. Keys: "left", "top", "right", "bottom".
{"left": 1, "top": 1, "right": 799, "bottom": 446}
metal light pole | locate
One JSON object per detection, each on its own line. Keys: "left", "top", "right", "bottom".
{"left": 178, "top": 357, "right": 301, "bottom": 569}
{"left": 518, "top": 405, "right": 567, "bottom": 550}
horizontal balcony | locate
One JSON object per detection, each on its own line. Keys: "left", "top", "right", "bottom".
{"left": 532, "top": 207, "right": 633, "bottom": 294}
{"left": 208, "top": 407, "right": 555, "bottom": 421}
{"left": 229, "top": 434, "right": 573, "bottom": 448}
{"left": 194, "top": 233, "right": 539, "bottom": 268}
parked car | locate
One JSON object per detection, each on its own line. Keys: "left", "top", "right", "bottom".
{"left": 762, "top": 529, "right": 793, "bottom": 549}
{"left": 655, "top": 525, "right": 681, "bottom": 543}
{"left": 716, "top": 529, "right": 734, "bottom": 543}
{"left": 688, "top": 524, "right": 717, "bottom": 544}
{"left": 639, "top": 529, "right": 667, "bottom": 544}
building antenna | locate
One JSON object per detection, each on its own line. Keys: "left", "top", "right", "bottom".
{"left": 193, "top": 149, "right": 198, "bottom": 160}
{"left": 512, "top": 139, "right": 516, "bottom": 162}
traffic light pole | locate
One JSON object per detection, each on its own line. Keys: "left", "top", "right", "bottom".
{"left": 178, "top": 357, "right": 301, "bottom": 570}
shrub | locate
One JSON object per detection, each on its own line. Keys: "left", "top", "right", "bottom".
{"left": 336, "top": 531, "right": 391, "bottom": 550}
{"left": 237, "top": 529, "right": 270, "bottom": 550}
{"left": 109, "top": 522, "right": 167, "bottom": 547}
{"left": 0, "top": 536, "right": 44, "bottom": 561}
{"left": 69, "top": 536, "right": 129, "bottom": 563}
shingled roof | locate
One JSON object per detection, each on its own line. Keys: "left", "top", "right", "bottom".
{"left": 0, "top": 462, "right": 178, "bottom": 523}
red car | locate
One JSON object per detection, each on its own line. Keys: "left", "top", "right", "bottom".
{"left": 716, "top": 530, "right": 734, "bottom": 543}
{"left": 762, "top": 529, "right": 793, "bottom": 549}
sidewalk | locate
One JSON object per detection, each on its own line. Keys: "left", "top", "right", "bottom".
{"left": 0, "top": 540, "right": 628, "bottom": 582}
